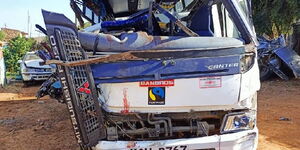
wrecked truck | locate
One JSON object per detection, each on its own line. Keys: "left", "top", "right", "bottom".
{"left": 39, "top": 0, "right": 260, "bottom": 149}
{"left": 257, "top": 35, "right": 300, "bottom": 81}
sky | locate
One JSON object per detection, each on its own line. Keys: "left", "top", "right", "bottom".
{"left": 0, "top": 0, "right": 75, "bottom": 37}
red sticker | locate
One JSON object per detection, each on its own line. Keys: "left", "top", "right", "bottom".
{"left": 199, "top": 77, "right": 222, "bottom": 88}
{"left": 140, "top": 79, "right": 174, "bottom": 87}
{"left": 78, "top": 81, "right": 91, "bottom": 94}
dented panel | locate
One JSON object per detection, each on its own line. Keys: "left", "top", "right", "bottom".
{"left": 97, "top": 75, "right": 241, "bottom": 113}
{"left": 92, "top": 54, "right": 241, "bottom": 83}
{"left": 79, "top": 32, "right": 244, "bottom": 52}
{"left": 95, "top": 128, "right": 258, "bottom": 150}
{"left": 274, "top": 47, "right": 300, "bottom": 78}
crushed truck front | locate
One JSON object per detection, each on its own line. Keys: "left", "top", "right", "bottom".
{"left": 40, "top": 0, "right": 260, "bottom": 149}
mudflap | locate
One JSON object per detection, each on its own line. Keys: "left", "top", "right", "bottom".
{"left": 42, "top": 10, "right": 106, "bottom": 149}
{"left": 274, "top": 47, "right": 300, "bottom": 78}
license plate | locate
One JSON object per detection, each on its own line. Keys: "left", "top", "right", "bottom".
{"left": 130, "top": 145, "right": 187, "bottom": 150}
{"left": 35, "top": 69, "right": 44, "bottom": 72}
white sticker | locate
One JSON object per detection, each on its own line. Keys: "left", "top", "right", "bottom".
{"left": 199, "top": 77, "right": 222, "bottom": 88}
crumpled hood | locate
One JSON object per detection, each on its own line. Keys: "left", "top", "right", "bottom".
{"left": 24, "top": 59, "right": 52, "bottom": 69}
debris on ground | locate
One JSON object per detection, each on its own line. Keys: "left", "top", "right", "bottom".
{"left": 279, "top": 117, "right": 291, "bottom": 121}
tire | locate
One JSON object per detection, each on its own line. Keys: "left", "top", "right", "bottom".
{"left": 258, "top": 55, "right": 282, "bottom": 81}
{"left": 259, "top": 65, "right": 273, "bottom": 81}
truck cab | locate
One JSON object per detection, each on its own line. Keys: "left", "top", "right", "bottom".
{"left": 42, "top": 0, "right": 260, "bottom": 149}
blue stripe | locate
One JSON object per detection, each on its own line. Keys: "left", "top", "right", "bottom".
{"left": 91, "top": 55, "right": 241, "bottom": 84}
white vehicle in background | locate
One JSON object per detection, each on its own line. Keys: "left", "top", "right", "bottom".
{"left": 19, "top": 52, "right": 55, "bottom": 85}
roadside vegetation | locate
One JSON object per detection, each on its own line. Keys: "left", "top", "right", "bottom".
{"left": 0, "top": 31, "right": 5, "bottom": 41}
{"left": 3, "top": 37, "right": 36, "bottom": 74}
{"left": 252, "top": 0, "right": 300, "bottom": 37}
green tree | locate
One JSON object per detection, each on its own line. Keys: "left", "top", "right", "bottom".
{"left": 252, "top": 0, "right": 300, "bottom": 37}
{"left": 78, "top": 22, "right": 92, "bottom": 30}
{"left": 3, "top": 36, "right": 36, "bottom": 73}
{"left": 0, "top": 31, "right": 5, "bottom": 41}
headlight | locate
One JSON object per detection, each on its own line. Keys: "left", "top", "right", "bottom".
{"left": 51, "top": 68, "right": 56, "bottom": 72}
{"left": 23, "top": 68, "right": 36, "bottom": 72}
{"left": 22, "top": 68, "right": 29, "bottom": 72}
{"left": 240, "top": 53, "right": 255, "bottom": 73}
{"left": 220, "top": 111, "right": 256, "bottom": 134}
{"left": 23, "top": 68, "right": 35, "bottom": 72}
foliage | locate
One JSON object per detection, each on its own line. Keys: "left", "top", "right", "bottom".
{"left": 32, "top": 36, "right": 49, "bottom": 50}
{"left": 3, "top": 36, "right": 36, "bottom": 73}
{"left": 6, "top": 72, "right": 20, "bottom": 79}
{"left": 78, "top": 22, "right": 92, "bottom": 30}
{"left": 252, "top": 0, "right": 300, "bottom": 37}
{"left": 0, "top": 30, "right": 5, "bottom": 41}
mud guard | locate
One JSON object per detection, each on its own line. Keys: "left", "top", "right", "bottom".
{"left": 274, "top": 47, "right": 300, "bottom": 78}
{"left": 42, "top": 10, "right": 106, "bottom": 149}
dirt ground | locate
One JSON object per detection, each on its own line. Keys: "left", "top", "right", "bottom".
{"left": 0, "top": 80, "right": 299, "bottom": 150}
{"left": 257, "top": 79, "right": 300, "bottom": 150}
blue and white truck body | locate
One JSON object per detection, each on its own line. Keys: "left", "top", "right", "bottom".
{"left": 41, "top": 0, "right": 260, "bottom": 149}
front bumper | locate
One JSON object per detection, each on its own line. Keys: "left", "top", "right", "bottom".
{"left": 95, "top": 127, "right": 258, "bottom": 150}
{"left": 22, "top": 72, "right": 52, "bottom": 81}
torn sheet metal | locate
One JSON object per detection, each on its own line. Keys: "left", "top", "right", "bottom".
{"left": 274, "top": 47, "right": 300, "bottom": 78}
{"left": 95, "top": 128, "right": 258, "bottom": 150}
{"left": 79, "top": 31, "right": 244, "bottom": 52}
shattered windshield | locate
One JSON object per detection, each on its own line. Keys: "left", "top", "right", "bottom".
{"left": 70, "top": 0, "right": 257, "bottom": 44}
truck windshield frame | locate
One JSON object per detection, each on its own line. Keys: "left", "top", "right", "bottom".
{"left": 73, "top": 0, "right": 257, "bottom": 45}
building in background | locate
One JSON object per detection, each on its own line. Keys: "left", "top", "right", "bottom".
{"left": 0, "top": 28, "right": 28, "bottom": 41}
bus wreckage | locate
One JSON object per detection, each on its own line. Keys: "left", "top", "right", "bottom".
{"left": 37, "top": 0, "right": 260, "bottom": 149}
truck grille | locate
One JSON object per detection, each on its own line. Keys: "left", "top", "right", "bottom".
{"left": 60, "top": 31, "right": 100, "bottom": 134}
{"left": 43, "top": 10, "right": 105, "bottom": 148}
